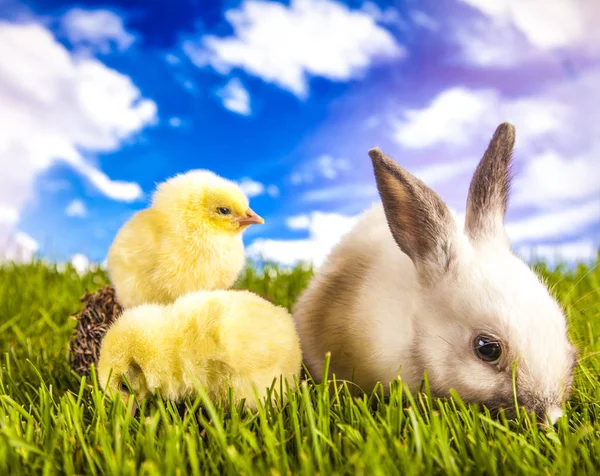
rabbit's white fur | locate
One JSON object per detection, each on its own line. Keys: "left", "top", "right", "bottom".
{"left": 293, "top": 123, "right": 576, "bottom": 424}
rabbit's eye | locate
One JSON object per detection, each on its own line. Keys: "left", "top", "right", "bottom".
{"left": 473, "top": 335, "right": 502, "bottom": 363}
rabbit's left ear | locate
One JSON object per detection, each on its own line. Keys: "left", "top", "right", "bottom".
{"left": 369, "top": 147, "right": 456, "bottom": 285}
{"left": 464, "top": 122, "right": 515, "bottom": 245}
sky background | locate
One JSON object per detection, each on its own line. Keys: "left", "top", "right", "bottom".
{"left": 0, "top": 0, "right": 599, "bottom": 270}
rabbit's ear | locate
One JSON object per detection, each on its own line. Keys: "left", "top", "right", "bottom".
{"left": 369, "top": 147, "right": 455, "bottom": 283}
{"left": 464, "top": 122, "right": 515, "bottom": 244}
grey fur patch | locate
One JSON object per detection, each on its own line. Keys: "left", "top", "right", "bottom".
{"left": 368, "top": 147, "right": 455, "bottom": 285}
{"left": 294, "top": 245, "right": 372, "bottom": 385}
{"left": 464, "top": 122, "right": 516, "bottom": 242}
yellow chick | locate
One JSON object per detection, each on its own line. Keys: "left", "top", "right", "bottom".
{"left": 107, "top": 170, "right": 264, "bottom": 308}
{"left": 97, "top": 289, "right": 302, "bottom": 411}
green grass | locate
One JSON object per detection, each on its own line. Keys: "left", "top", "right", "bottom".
{"left": 0, "top": 256, "right": 599, "bottom": 475}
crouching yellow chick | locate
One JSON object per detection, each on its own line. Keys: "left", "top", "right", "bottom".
{"left": 107, "top": 170, "right": 264, "bottom": 308}
{"left": 97, "top": 289, "right": 302, "bottom": 411}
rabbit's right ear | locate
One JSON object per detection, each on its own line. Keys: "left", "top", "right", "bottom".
{"left": 369, "top": 148, "right": 456, "bottom": 284}
{"left": 464, "top": 122, "right": 515, "bottom": 244}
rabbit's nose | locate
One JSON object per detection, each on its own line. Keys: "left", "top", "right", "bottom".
{"left": 544, "top": 406, "right": 563, "bottom": 426}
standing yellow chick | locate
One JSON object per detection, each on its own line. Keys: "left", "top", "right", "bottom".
{"left": 107, "top": 170, "right": 264, "bottom": 308}
{"left": 97, "top": 290, "right": 302, "bottom": 411}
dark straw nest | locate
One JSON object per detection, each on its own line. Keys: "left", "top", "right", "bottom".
{"left": 69, "top": 285, "right": 123, "bottom": 377}
{"left": 68, "top": 284, "right": 277, "bottom": 378}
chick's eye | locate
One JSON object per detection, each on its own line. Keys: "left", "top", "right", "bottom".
{"left": 217, "top": 207, "right": 231, "bottom": 215}
{"left": 473, "top": 335, "right": 502, "bottom": 363}
{"left": 119, "top": 382, "right": 129, "bottom": 392}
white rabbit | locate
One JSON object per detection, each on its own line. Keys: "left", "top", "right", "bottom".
{"left": 293, "top": 123, "right": 577, "bottom": 425}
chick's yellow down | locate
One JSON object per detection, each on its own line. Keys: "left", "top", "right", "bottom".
{"left": 97, "top": 289, "right": 303, "bottom": 410}
{"left": 107, "top": 170, "right": 264, "bottom": 308}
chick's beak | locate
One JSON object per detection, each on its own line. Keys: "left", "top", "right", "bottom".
{"left": 236, "top": 208, "right": 264, "bottom": 227}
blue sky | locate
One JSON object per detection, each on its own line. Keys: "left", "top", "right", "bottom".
{"left": 0, "top": 0, "right": 599, "bottom": 268}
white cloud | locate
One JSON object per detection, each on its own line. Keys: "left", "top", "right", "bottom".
{"left": 165, "top": 53, "right": 180, "bottom": 65}
{"left": 412, "top": 159, "right": 475, "bottom": 187}
{"left": 0, "top": 232, "right": 38, "bottom": 263}
{"left": 394, "top": 87, "right": 566, "bottom": 150}
{"left": 317, "top": 155, "right": 350, "bottom": 179}
{"left": 68, "top": 160, "right": 144, "bottom": 202}
{"left": 0, "top": 21, "right": 156, "bottom": 260}
{"left": 395, "top": 88, "right": 496, "bottom": 149}
{"left": 517, "top": 240, "right": 598, "bottom": 266}
{"left": 60, "top": 8, "right": 136, "bottom": 54}
{"left": 247, "top": 211, "right": 360, "bottom": 266}
{"left": 301, "top": 183, "right": 377, "bottom": 203}
{"left": 169, "top": 116, "right": 183, "bottom": 127}
{"left": 452, "top": 17, "right": 529, "bottom": 67}
{"left": 290, "top": 173, "right": 303, "bottom": 185}
{"left": 71, "top": 253, "right": 91, "bottom": 275}
{"left": 286, "top": 214, "right": 311, "bottom": 230}
{"left": 250, "top": 199, "right": 599, "bottom": 268}
{"left": 506, "top": 199, "right": 600, "bottom": 243}
{"left": 0, "top": 206, "right": 19, "bottom": 225}
{"left": 392, "top": 69, "right": 600, "bottom": 218}
{"left": 172, "top": 74, "right": 197, "bottom": 94}
{"left": 238, "top": 177, "right": 265, "bottom": 197}
{"left": 460, "top": 0, "right": 599, "bottom": 51}
{"left": 216, "top": 77, "right": 251, "bottom": 115}
{"left": 454, "top": 0, "right": 600, "bottom": 67}
{"left": 411, "top": 11, "right": 439, "bottom": 31}
{"left": 238, "top": 177, "right": 280, "bottom": 199}
{"left": 184, "top": 0, "right": 404, "bottom": 97}
{"left": 181, "top": 79, "right": 196, "bottom": 92}
{"left": 65, "top": 199, "right": 87, "bottom": 218}
{"left": 360, "top": 2, "right": 404, "bottom": 27}
{"left": 512, "top": 148, "right": 600, "bottom": 210}
{"left": 300, "top": 157, "right": 475, "bottom": 203}
{"left": 291, "top": 154, "right": 350, "bottom": 185}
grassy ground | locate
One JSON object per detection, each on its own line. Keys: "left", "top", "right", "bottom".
{"left": 0, "top": 256, "right": 599, "bottom": 475}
